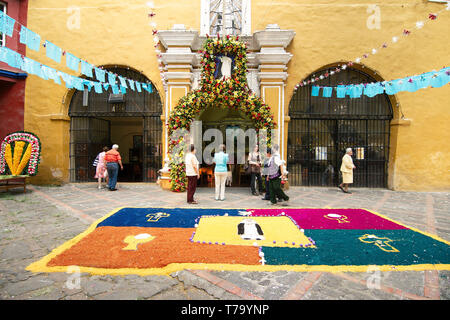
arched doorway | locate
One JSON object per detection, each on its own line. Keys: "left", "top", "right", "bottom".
{"left": 288, "top": 66, "right": 393, "bottom": 188}
{"left": 197, "top": 105, "right": 254, "bottom": 187}
{"left": 68, "top": 66, "right": 163, "bottom": 183}
{"left": 166, "top": 36, "right": 275, "bottom": 192}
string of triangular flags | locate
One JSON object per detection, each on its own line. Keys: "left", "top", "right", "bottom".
{"left": 311, "top": 67, "right": 450, "bottom": 98}
{"left": 0, "top": 10, "right": 153, "bottom": 94}
{"left": 296, "top": 4, "right": 450, "bottom": 90}
{"left": 0, "top": 45, "right": 155, "bottom": 94}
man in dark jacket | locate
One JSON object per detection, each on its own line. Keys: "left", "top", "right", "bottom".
{"left": 265, "top": 148, "right": 289, "bottom": 205}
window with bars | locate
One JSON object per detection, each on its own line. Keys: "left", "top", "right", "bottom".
{"left": 201, "top": 0, "right": 251, "bottom": 36}
{"left": 210, "top": 0, "right": 243, "bottom": 36}
{"left": 0, "top": 2, "right": 6, "bottom": 47}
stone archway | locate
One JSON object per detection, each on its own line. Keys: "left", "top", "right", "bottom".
{"left": 166, "top": 36, "right": 275, "bottom": 192}
{"left": 196, "top": 105, "right": 255, "bottom": 187}
{"left": 68, "top": 66, "right": 163, "bottom": 182}
{"left": 287, "top": 64, "right": 394, "bottom": 188}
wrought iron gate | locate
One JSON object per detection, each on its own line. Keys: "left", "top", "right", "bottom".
{"left": 143, "top": 116, "right": 163, "bottom": 182}
{"left": 69, "top": 117, "right": 111, "bottom": 182}
{"left": 287, "top": 67, "right": 393, "bottom": 188}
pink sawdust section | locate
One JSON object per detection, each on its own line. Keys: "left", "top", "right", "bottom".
{"left": 248, "top": 208, "right": 407, "bottom": 230}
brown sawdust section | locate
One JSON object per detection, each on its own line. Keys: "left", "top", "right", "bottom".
{"left": 48, "top": 226, "right": 261, "bottom": 269}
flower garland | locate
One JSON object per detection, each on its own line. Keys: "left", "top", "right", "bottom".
{"left": 0, "top": 131, "right": 42, "bottom": 176}
{"left": 167, "top": 36, "right": 275, "bottom": 192}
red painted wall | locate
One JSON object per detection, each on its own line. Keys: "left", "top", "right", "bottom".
{"left": 0, "top": 0, "right": 29, "bottom": 140}
{"left": 0, "top": 78, "right": 26, "bottom": 140}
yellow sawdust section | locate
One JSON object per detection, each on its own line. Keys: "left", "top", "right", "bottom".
{"left": 26, "top": 206, "right": 450, "bottom": 276}
{"left": 193, "top": 216, "right": 314, "bottom": 248}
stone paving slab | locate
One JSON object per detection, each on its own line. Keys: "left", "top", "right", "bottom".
{"left": 0, "top": 183, "right": 449, "bottom": 300}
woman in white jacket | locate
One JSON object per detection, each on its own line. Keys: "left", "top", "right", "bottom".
{"left": 338, "top": 148, "right": 356, "bottom": 194}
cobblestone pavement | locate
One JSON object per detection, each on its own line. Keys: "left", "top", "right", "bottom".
{"left": 0, "top": 183, "right": 448, "bottom": 300}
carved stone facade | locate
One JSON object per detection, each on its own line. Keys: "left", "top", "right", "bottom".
{"left": 158, "top": 23, "right": 295, "bottom": 160}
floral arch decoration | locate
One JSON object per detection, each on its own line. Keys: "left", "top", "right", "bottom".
{"left": 167, "top": 35, "right": 275, "bottom": 192}
{"left": 0, "top": 131, "right": 42, "bottom": 176}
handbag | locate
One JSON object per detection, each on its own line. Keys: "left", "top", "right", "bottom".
{"left": 251, "top": 154, "right": 261, "bottom": 174}
{"left": 92, "top": 154, "right": 99, "bottom": 167}
{"left": 244, "top": 161, "right": 251, "bottom": 175}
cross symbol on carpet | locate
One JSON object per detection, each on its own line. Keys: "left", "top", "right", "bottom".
{"left": 146, "top": 212, "right": 170, "bottom": 222}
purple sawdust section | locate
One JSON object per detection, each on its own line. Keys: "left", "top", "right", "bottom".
{"left": 248, "top": 208, "right": 407, "bottom": 230}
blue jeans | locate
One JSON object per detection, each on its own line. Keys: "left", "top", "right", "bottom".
{"left": 106, "top": 162, "right": 119, "bottom": 189}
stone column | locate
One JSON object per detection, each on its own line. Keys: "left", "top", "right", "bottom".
{"left": 158, "top": 24, "right": 199, "bottom": 160}
{"left": 254, "top": 24, "right": 295, "bottom": 162}
{"left": 157, "top": 25, "right": 199, "bottom": 189}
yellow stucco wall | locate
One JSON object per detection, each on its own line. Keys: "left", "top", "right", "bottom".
{"left": 24, "top": 0, "right": 450, "bottom": 190}
{"left": 254, "top": 0, "right": 450, "bottom": 191}
{"left": 25, "top": 0, "right": 172, "bottom": 184}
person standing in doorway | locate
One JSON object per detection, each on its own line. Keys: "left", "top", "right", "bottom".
{"left": 266, "top": 148, "right": 289, "bottom": 205}
{"left": 338, "top": 148, "right": 356, "bottom": 194}
{"left": 248, "top": 145, "right": 263, "bottom": 196}
{"left": 105, "top": 144, "right": 123, "bottom": 191}
{"left": 185, "top": 144, "right": 200, "bottom": 204}
{"left": 94, "top": 146, "right": 109, "bottom": 189}
{"left": 213, "top": 144, "right": 229, "bottom": 201}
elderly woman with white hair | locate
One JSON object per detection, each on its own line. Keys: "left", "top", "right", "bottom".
{"left": 105, "top": 144, "right": 124, "bottom": 191}
{"left": 338, "top": 148, "right": 356, "bottom": 194}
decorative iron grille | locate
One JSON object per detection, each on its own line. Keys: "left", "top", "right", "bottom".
{"left": 288, "top": 67, "right": 393, "bottom": 188}
{"left": 210, "top": 0, "right": 242, "bottom": 36}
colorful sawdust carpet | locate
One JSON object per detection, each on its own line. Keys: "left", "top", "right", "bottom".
{"left": 27, "top": 208, "right": 450, "bottom": 275}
